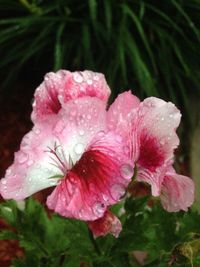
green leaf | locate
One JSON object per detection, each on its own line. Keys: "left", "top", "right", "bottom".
{"left": 54, "top": 22, "right": 65, "bottom": 71}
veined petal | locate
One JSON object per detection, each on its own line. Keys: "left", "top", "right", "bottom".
{"left": 53, "top": 96, "right": 107, "bottom": 164}
{"left": 0, "top": 97, "right": 108, "bottom": 201}
{"left": 136, "top": 97, "right": 181, "bottom": 195}
{"left": 0, "top": 120, "right": 60, "bottom": 200}
{"left": 31, "top": 70, "right": 111, "bottom": 123}
{"left": 47, "top": 131, "right": 134, "bottom": 221}
{"left": 137, "top": 97, "right": 181, "bottom": 170}
{"left": 161, "top": 169, "right": 195, "bottom": 212}
{"left": 107, "top": 91, "right": 140, "bottom": 161}
{"left": 107, "top": 91, "right": 140, "bottom": 134}
{"left": 136, "top": 163, "right": 169, "bottom": 196}
{"left": 88, "top": 210, "right": 122, "bottom": 238}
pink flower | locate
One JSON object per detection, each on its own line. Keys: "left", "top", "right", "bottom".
{"left": 107, "top": 92, "right": 194, "bottom": 212}
{"left": 31, "top": 70, "right": 111, "bottom": 123}
{"left": 0, "top": 73, "right": 133, "bottom": 222}
{"left": 88, "top": 210, "right": 122, "bottom": 238}
{"left": 160, "top": 166, "right": 194, "bottom": 212}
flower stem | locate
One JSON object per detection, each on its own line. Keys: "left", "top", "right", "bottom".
{"left": 88, "top": 228, "right": 101, "bottom": 256}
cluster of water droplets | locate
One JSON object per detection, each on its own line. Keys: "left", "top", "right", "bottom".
{"left": 73, "top": 71, "right": 100, "bottom": 86}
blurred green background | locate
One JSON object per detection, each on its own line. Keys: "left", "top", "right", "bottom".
{"left": 0, "top": 0, "right": 200, "bottom": 126}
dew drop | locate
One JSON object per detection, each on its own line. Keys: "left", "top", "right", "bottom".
{"left": 6, "top": 169, "right": 12, "bottom": 176}
{"left": 159, "top": 140, "right": 165, "bottom": 145}
{"left": 74, "top": 143, "right": 84, "bottom": 155}
{"left": 93, "top": 75, "right": 99, "bottom": 81}
{"left": 102, "top": 194, "right": 109, "bottom": 202}
{"left": 116, "top": 135, "right": 123, "bottom": 143}
{"left": 87, "top": 79, "right": 93, "bottom": 85}
{"left": 93, "top": 202, "right": 105, "bottom": 216}
{"left": 120, "top": 164, "right": 134, "bottom": 180}
{"left": 1, "top": 178, "right": 7, "bottom": 185}
{"left": 18, "top": 152, "right": 28, "bottom": 164}
{"left": 87, "top": 114, "right": 92, "bottom": 120}
{"left": 73, "top": 72, "right": 83, "bottom": 83}
{"left": 97, "top": 131, "right": 105, "bottom": 137}
{"left": 111, "top": 184, "right": 125, "bottom": 200}
{"left": 79, "top": 129, "right": 85, "bottom": 136}
{"left": 34, "top": 128, "right": 40, "bottom": 135}
{"left": 70, "top": 109, "right": 77, "bottom": 116}
{"left": 27, "top": 159, "right": 34, "bottom": 166}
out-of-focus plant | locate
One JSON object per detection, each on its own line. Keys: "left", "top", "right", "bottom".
{"left": 1, "top": 197, "right": 200, "bottom": 267}
{"left": 0, "top": 0, "right": 200, "bottom": 125}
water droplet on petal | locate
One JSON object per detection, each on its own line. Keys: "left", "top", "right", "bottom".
{"left": 111, "top": 184, "right": 125, "bottom": 200}
{"left": 70, "top": 109, "right": 77, "bottom": 116}
{"left": 34, "top": 128, "right": 40, "bottom": 135}
{"left": 18, "top": 152, "right": 28, "bottom": 163}
{"left": 93, "top": 202, "right": 105, "bottom": 216}
{"left": 1, "top": 178, "right": 7, "bottom": 185}
{"left": 73, "top": 72, "right": 83, "bottom": 83}
{"left": 87, "top": 79, "right": 93, "bottom": 85}
{"left": 27, "top": 159, "right": 34, "bottom": 166}
{"left": 159, "top": 140, "right": 165, "bottom": 145}
{"left": 97, "top": 131, "right": 105, "bottom": 137}
{"left": 74, "top": 143, "right": 84, "bottom": 155}
{"left": 87, "top": 114, "right": 92, "bottom": 120}
{"left": 120, "top": 164, "right": 134, "bottom": 180}
{"left": 79, "top": 129, "right": 85, "bottom": 136}
{"left": 6, "top": 169, "right": 12, "bottom": 176}
{"left": 102, "top": 194, "right": 109, "bottom": 202}
{"left": 93, "top": 74, "right": 99, "bottom": 81}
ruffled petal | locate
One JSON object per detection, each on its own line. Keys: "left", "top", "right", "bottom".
{"left": 107, "top": 91, "right": 140, "bottom": 134}
{"left": 52, "top": 96, "right": 107, "bottom": 164}
{"left": 47, "top": 131, "right": 134, "bottom": 221}
{"left": 136, "top": 97, "right": 181, "bottom": 195}
{"left": 161, "top": 170, "right": 195, "bottom": 212}
{"left": 0, "top": 120, "right": 60, "bottom": 200}
{"left": 0, "top": 97, "right": 108, "bottom": 201}
{"left": 32, "top": 70, "right": 111, "bottom": 122}
{"left": 88, "top": 210, "right": 122, "bottom": 238}
{"left": 107, "top": 91, "right": 140, "bottom": 161}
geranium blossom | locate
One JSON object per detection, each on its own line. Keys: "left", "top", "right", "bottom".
{"left": 0, "top": 70, "right": 195, "bottom": 238}
{"left": 107, "top": 93, "right": 194, "bottom": 212}
{"left": 0, "top": 71, "right": 134, "bottom": 224}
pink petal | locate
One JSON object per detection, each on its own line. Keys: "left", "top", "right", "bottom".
{"left": 53, "top": 96, "right": 107, "bottom": 164}
{"left": 107, "top": 91, "right": 140, "bottom": 135}
{"left": 47, "top": 131, "right": 134, "bottom": 221}
{"left": 161, "top": 170, "right": 195, "bottom": 212}
{"left": 31, "top": 70, "right": 111, "bottom": 122}
{"left": 0, "top": 120, "right": 60, "bottom": 200}
{"left": 136, "top": 97, "right": 181, "bottom": 195}
{"left": 0, "top": 97, "right": 108, "bottom": 201}
{"left": 88, "top": 210, "right": 122, "bottom": 238}
{"left": 107, "top": 91, "right": 140, "bottom": 160}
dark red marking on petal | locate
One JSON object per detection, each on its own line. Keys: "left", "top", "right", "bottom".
{"left": 70, "top": 149, "right": 117, "bottom": 192}
{"left": 138, "top": 130, "right": 165, "bottom": 171}
{"left": 46, "top": 88, "right": 61, "bottom": 114}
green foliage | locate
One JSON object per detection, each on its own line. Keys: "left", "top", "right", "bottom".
{"left": 0, "top": 0, "right": 200, "bottom": 126}
{"left": 1, "top": 197, "right": 200, "bottom": 266}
